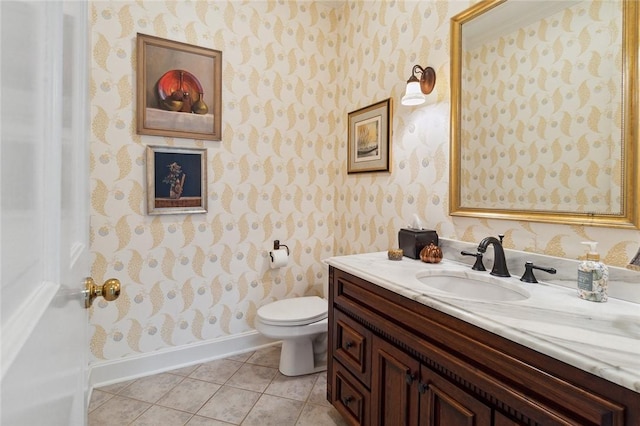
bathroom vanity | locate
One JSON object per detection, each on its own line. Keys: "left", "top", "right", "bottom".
{"left": 325, "top": 252, "right": 640, "bottom": 425}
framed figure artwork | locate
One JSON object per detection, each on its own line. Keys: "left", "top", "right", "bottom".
{"left": 146, "top": 145, "right": 207, "bottom": 215}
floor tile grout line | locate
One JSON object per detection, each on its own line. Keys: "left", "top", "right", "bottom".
{"left": 92, "top": 376, "right": 331, "bottom": 425}
{"left": 186, "top": 355, "right": 276, "bottom": 424}
{"left": 90, "top": 344, "right": 342, "bottom": 425}
{"left": 87, "top": 390, "right": 115, "bottom": 414}
{"left": 231, "top": 356, "right": 274, "bottom": 424}
{"left": 123, "top": 373, "right": 192, "bottom": 426}
{"left": 237, "top": 390, "right": 262, "bottom": 426}
{"left": 153, "top": 374, "right": 220, "bottom": 417}
{"left": 191, "top": 352, "right": 284, "bottom": 424}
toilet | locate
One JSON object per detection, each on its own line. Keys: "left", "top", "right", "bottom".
{"left": 255, "top": 295, "right": 328, "bottom": 376}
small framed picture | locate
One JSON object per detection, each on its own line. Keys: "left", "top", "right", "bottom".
{"left": 146, "top": 146, "right": 207, "bottom": 215}
{"left": 347, "top": 98, "right": 392, "bottom": 174}
{"left": 136, "top": 33, "right": 222, "bottom": 141}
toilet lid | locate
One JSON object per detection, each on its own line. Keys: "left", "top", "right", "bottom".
{"left": 257, "top": 296, "right": 328, "bottom": 326}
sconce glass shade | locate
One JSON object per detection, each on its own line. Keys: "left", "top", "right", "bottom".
{"left": 401, "top": 65, "right": 436, "bottom": 106}
{"left": 401, "top": 78, "right": 426, "bottom": 106}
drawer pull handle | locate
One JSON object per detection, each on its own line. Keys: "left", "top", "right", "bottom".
{"left": 342, "top": 396, "right": 354, "bottom": 406}
{"left": 418, "top": 382, "right": 428, "bottom": 394}
{"left": 345, "top": 341, "right": 354, "bottom": 349}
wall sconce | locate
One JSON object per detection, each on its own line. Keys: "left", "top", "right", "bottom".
{"left": 401, "top": 65, "right": 436, "bottom": 106}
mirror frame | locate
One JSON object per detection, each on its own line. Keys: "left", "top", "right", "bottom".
{"left": 450, "top": 0, "right": 639, "bottom": 229}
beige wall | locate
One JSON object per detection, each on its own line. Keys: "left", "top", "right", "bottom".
{"left": 89, "top": 1, "right": 339, "bottom": 361}
{"left": 334, "top": 0, "right": 640, "bottom": 264}
{"left": 89, "top": 0, "right": 640, "bottom": 363}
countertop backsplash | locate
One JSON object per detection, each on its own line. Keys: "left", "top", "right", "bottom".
{"left": 440, "top": 238, "right": 640, "bottom": 304}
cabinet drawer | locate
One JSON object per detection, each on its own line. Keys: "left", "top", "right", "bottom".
{"left": 332, "top": 361, "right": 369, "bottom": 426}
{"left": 334, "top": 309, "right": 371, "bottom": 387}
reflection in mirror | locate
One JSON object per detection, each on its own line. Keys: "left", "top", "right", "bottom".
{"left": 450, "top": 0, "right": 639, "bottom": 228}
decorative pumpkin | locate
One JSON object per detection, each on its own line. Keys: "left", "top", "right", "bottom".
{"left": 420, "top": 243, "right": 443, "bottom": 263}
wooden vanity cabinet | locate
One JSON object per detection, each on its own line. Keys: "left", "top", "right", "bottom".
{"left": 371, "top": 335, "right": 491, "bottom": 426}
{"left": 327, "top": 267, "right": 639, "bottom": 426}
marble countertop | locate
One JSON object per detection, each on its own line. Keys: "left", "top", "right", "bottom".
{"left": 324, "top": 251, "right": 640, "bottom": 394}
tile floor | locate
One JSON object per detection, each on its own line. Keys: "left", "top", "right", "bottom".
{"left": 88, "top": 344, "right": 347, "bottom": 426}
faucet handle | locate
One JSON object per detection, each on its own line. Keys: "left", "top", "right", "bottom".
{"left": 461, "top": 251, "right": 486, "bottom": 271}
{"left": 520, "top": 261, "right": 557, "bottom": 283}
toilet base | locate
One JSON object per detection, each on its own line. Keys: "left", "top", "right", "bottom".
{"left": 278, "top": 333, "right": 328, "bottom": 376}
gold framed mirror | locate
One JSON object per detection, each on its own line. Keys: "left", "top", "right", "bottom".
{"left": 450, "top": 0, "right": 639, "bottom": 228}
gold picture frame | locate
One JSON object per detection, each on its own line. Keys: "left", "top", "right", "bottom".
{"left": 347, "top": 98, "right": 392, "bottom": 174}
{"left": 136, "top": 33, "right": 222, "bottom": 141}
{"left": 146, "top": 145, "right": 207, "bottom": 215}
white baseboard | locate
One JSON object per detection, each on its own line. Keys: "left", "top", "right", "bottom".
{"left": 88, "top": 331, "right": 277, "bottom": 391}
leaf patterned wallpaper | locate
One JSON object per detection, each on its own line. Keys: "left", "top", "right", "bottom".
{"left": 89, "top": 0, "right": 640, "bottom": 364}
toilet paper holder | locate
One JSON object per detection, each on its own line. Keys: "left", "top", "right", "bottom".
{"left": 271, "top": 240, "right": 289, "bottom": 261}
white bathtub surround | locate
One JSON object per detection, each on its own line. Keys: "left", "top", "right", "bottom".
{"left": 324, "top": 243, "right": 640, "bottom": 394}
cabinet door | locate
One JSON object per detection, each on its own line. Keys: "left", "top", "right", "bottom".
{"left": 419, "top": 364, "right": 491, "bottom": 426}
{"left": 371, "top": 336, "right": 420, "bottom": 426}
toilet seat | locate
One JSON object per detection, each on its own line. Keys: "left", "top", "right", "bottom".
{"left": 257, "top": 296, "right": 327, "bottom": 326}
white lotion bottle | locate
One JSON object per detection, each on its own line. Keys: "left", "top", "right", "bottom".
{"left": 577, "top": 241, "right": 609, "bottom": 302}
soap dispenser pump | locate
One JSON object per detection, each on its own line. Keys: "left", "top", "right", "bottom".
{"left": 577, "top": 241, "right": 609, "bottom": 302}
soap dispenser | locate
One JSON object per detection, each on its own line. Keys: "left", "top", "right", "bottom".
{"left": 577, "top": 241, "right": 609, "bottom": 302}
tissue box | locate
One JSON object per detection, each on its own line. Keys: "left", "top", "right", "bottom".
{"left": 398, "top": 229, "right": 439, "bottom": 259}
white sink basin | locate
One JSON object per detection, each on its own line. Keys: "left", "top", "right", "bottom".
{"left": 415, "top": 272, "right": 530, "bottom": 302}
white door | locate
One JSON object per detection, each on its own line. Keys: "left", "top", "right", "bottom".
{"left": 1, "top": 1, "right": 98, "bottom": 424}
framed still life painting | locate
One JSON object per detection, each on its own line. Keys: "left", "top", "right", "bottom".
{"left": 347, "top": 98, "right": 392, "bottom": 174}
{"left": 146, "top": 146, "right": 207, "bottom": 215}
{"left": 136, "top": 33, "right": 222, "bottom": 141}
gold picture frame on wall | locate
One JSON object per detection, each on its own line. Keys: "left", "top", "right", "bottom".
{"left": 136, "top": 33, "right": 222, "bottom": 141}
{"left": 347, "top": 98, "right": 392, "bottom": 174}
{"left": 146, "top": 145, "right": 207, "bottom": 215}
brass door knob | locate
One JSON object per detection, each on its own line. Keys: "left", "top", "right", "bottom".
{"left": 84, "top": 277, "right": 121, "bottom": 308}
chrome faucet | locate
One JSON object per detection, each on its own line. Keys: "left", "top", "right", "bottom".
{"left": 477, "top": 236, "right": 510, "bottom": 277}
